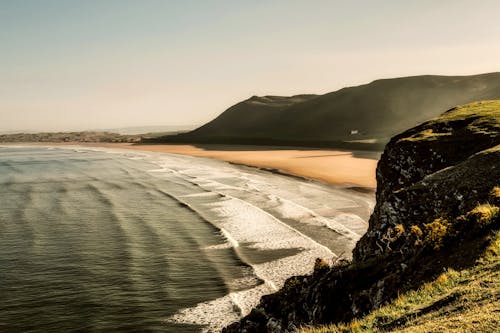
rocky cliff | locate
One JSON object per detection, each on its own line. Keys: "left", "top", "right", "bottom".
{"left": 222, "top": 101, "right": 500, "bottom": 332}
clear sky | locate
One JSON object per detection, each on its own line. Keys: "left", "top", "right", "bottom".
{"left": 1, "top": 0, "right": 499, "bottom": 132}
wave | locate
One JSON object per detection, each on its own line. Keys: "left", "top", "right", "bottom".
{"left": 12, "top": 145, "right": 374, "bottom": 332}
{"left": 146, "top": 170, "right": 348, "bottom": 331}
{"left": 91, "top": 146, "right": 374, "bottom": 332}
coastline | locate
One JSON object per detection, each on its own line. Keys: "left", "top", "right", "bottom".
{"left": 56, "top": 143, "right": 380, "bottom": 188}
{"left": 0, "top": 143, "right": 377, "bottom": 331}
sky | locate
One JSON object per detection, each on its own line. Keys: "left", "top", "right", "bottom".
{"left": 1, "top": 0, "right": 500, "bottom": 132}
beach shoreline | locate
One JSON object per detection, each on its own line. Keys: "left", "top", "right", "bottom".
{"left": 0, "top": 143, "right": 377, "bottom": 331}
{"left": 0, "top": 142, "right": 380, "bottom": 188}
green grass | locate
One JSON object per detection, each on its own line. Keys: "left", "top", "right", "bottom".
{"left": 401, "top": 100, "right": 500, "bottom": 142}
{"left": 440, "top": 100, "right": 500, "bottom": 120}
{"left": 302, "top": 230, "right": 500, "bottom": 333}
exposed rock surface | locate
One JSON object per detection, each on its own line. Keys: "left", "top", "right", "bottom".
{"left": 222, "top": 101, "right": 500, "bottom": 333}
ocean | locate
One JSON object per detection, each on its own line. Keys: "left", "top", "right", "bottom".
{"left": 0, "top": 146, "right": 374, "bottom": 332}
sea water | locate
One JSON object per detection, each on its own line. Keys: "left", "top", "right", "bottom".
{"left": 0, "top": 146, "right": 374, "bottom": 332}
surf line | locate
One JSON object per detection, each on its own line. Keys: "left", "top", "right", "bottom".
{"left": 220, "top": 228, "right": 239, "bottom": 248}
{"left": 221, "top": 193, "right": 337, "bottom": 258}
{"left": 153, "top": 187, "right": 274, "bottom": 290}
{"left": 174, "top": 168, "right": 362, "bottom": 242}
{"left": 171, "top": 171, "right": 338, "bottom": 259}
{"left": 150, "top": 164, "right": 336, "bottom": 273}
{"left": 268, "top": 194, "right": 362, "bottom": 239}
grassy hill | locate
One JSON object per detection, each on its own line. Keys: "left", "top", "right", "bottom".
{"left": 304, "top": 231, "right": 500, "bottom": 333}
{"left": 157, "top": 72, "right": 500, "bottom": 148}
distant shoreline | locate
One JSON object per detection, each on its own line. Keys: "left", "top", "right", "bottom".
{"left": 2, "top": 142, "right": 379, "bottom": 188}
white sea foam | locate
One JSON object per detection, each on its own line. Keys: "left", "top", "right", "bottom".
{"left": 138, "top": 149, "right": 375, "bottom": 332}
{"left": 30, "top": 145, "right": 375, "bottom": 332}
{"left": 164, "top": 194, "right": 338, "bottom": 331}
{"left": 331, "top": 213, "right": 369, "bottom": 236}
{"left": 166, "top": 284, "right": 272, "bottom": 332}
{"left": 270, "top": 195, "right": 364, "bottom": 239}
{"left": 182, "top": 192, "right": 222, "bottom": 198}
{"left": 220, "top": 227, "right": 240, "bottom": 248}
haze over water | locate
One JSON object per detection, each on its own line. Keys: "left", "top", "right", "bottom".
{"left": 0, "top": 146, "right": 373, "bottom": 332}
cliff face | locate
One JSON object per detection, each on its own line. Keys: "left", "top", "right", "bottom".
{"left": 223, "top": 101, "right": 500, "bottom": 333}
{"left": 355, "top": 101, "right": 500, "bottom": 262}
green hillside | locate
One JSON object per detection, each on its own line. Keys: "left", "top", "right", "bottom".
{"left": 158, "top": 73, "right": 500, "bottom": 148}
{"left": 304, "top": 219, "right": 500, "bottom": 333}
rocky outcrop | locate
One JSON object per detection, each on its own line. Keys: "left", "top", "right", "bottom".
{"left": 354, "top": 100, "right": 500, "bottom": 262}
{"left": 222, "top": 101, "right": 500, "bottom": 333}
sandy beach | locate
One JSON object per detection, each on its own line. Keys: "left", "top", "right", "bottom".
{"left": 84, "top": 143, "right": 380, "bottom": 188}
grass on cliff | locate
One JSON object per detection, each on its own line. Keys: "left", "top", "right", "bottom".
{"left": 302, "top": 230, "right": 500, "bottom": 333}
{"left": 402, "top": 100, "right": 500, "bottom": 142}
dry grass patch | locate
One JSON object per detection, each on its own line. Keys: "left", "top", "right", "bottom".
{"left": 302, "top": 232, "right": 500, "bottom": 333}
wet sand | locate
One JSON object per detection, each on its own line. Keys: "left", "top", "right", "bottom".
{"left": 87, "top": 143, "right": 379, "bottom": 188}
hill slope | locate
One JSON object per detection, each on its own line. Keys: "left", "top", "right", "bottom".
{"left": 158, "top": 73, "right": 500, "bottom": 147}
{"left": 305, "top": 238, "right": 500, "bottom": 333}
{"left": 223, "top": 100, "right": 500, "bottom": 332}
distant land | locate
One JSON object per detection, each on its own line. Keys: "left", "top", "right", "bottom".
{"left": 153, "top": 72, "right": 500, "bottom": 150}
{"left": 3, "top": 73, "right": 500, "bottom": 151}
{"left": 0, "top": 126, "right": 195, "bottom": 143}
{"left": 0, "top": 132, "right": 141, "bottom": 143}
{"left": 99, "top": 125, "right": 196, "bottom": 135}
{"left": 0, "top": 125, "right": 194, "bottom": 137}
{"left": 0, "top": 130, "right": 188, "bottom": 143}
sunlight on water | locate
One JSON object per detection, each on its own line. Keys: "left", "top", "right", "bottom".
{"left": 0, "top": 146, "right": 374, "bottom": 332}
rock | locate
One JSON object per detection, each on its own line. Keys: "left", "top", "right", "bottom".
{"left": 222, "top": 101, "right": 500, "bottom": 333}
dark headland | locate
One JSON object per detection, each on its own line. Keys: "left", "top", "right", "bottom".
{"left": 151, "top": 72, "right": 500, "bottom": 151}
{"left": 223, "top": 100, "right": 500, "bottom": 332}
